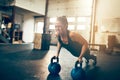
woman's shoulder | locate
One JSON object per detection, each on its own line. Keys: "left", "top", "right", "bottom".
{"left": 69, "top": 31, "right": 80, "bottom": 37}
{"left": 69, "top": 31, "right": 84, "bottom": 42}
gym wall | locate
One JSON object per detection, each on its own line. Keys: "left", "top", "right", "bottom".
{"left": 95, "top": 0, "right": 120, "bottom": 47}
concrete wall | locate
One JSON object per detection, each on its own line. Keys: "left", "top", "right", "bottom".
{"left": 95, "top": 0, "right": 120, "bottom": 46}
{"left": 96, "top": 0, "right": 120, "bottom": 19}
{"left": 22, "top": 14, "right": 34, "bottom": 43}
{"left": 15, "top": 0, "right": 46, "bottom": 15}
{"left": 48, "top": 0, "right": 92, "bottom": 17}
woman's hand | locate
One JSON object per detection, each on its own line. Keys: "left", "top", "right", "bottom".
{"left": 78, "top": 57, "right": 83, "bottom": 63}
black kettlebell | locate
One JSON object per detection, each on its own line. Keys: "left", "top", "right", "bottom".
{"left": 48, "top": 56, "right": 61, "bottom": 74}
{"left": 71, "top": 61, "right": 86, "bottom": 80}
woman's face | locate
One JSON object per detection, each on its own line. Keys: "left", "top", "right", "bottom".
{"left": 55, "top": 21, "right": 66, "bottom": 35}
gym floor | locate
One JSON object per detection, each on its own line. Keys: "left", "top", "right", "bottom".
{"left": 0, "top": 43, "right": 120, "bottom": 80}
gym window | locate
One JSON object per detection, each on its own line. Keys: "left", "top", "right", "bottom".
{"left": 49, "top": 24, "right": 55, "bottom": 30}
{"left": 68, "top": 25, "right": 75, "bottom": 30}
{"left": 67, "top": 17, "right": 75, "bottom": 22}
{"left": 77, "top": 25, "right": 86, "bottom": 30}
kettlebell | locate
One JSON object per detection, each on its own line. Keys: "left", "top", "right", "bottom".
{"left": 48, "top": 56, "right": 61, "bottom": 74}
{"left": 71, "top": 61, "right": 86, "bottom": 80}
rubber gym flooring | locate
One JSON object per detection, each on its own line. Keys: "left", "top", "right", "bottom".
{"left": 0, "top": 43, "right": 120, "bottom": 80}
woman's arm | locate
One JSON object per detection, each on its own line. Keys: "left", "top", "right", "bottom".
{"left": 56, "top": 42, "right": 62, "bottom": 57}
{"left": 78, "top": 42, "right": 88, "bottom": 60}
{"left": 55, "top": 31, "right": 62, "bottom": 57}
{"left": 70, "top": 31, "right": 89, "bottom": 62}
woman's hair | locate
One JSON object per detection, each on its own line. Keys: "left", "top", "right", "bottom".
{"left": 56, "top": 16, "right": 68, "bottom": 29}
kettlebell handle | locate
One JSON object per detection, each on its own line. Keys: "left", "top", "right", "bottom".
{"left": 75, "top": 60, "right": 82, "bottom": 68}
{"left": 51, "top": 56, "right": 59, "bottom": 63}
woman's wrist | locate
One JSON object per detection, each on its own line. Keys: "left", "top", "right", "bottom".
{"left": 78, "top": 57, "right": 83, "bottom": 62}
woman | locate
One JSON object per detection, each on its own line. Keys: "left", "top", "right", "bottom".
{"left": 54, "top": 16, "right": 96, "bottom": 64}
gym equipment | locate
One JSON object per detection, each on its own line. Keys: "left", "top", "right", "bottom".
{"left": 47, "top": 73, "right": 61, "bottom": 80}
{"left": 71, "top": 61, "right": 86, "bottom": 80}
{"left": 48, "top": 56, "right": 61, "bottom": 74}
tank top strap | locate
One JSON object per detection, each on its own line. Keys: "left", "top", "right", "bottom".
{"left": 58, "top": 30, "right": 70, "bottom": 45}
